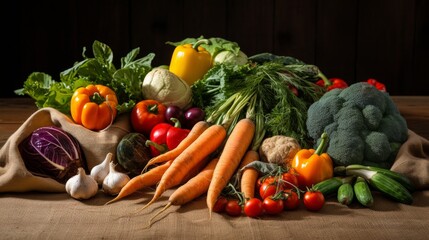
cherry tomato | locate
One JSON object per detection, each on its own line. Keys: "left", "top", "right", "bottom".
{"left": 283, "top": 189, "right": 300, "bottom": 210}
{"left": 281, "top": 172, "right": 299, "bottom": 189}
{"left": 244, "top": 198, "right": 263, "bottom": 218}
{"left": 213, "top": 196, "right": 228, "bottom": 213}
{"left": 259, "top": 182, "right": 281, "bottom": 199}
{"left": 303, "top": 190, "right": 325, "bottom": 211}
{"left": 225, "top": 199, "right": 242, "bottom": 217}
{"left": 256, "top": 175, "right": 276, "bottom": 189}
{"left": 262, "top": 197, "right": 284, "bottom": 215}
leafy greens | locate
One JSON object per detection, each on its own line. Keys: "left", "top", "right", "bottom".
{"left": 192, "top": 54, "right": 326, "bottom": 149}
{"left": 15, "top": 40, "right": 155, "bottom": 114}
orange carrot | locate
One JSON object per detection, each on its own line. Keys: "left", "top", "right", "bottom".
{"left": 206, "top": 118, "right": 255, "bottom": 218}
{"left": 105, "top": 160, "right": 173, "bottom": 205}
{"left": 239, "top": 150, "right": 260, "bottom": 201}
{"left": 146, "top": 157, "right": 219, "bottom": 227}
{"left": 141, "top": 121, "right": 210, "bottom": 173}
{"left": 138, "top": 124, "right": 227, "bottom": 212}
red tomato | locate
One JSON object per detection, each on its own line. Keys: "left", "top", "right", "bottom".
{"left": 262, "top": 197, "right": 284, "bottom": 215}
{"left": 131, "top": 100, "right": 166, "bottom": 135}
{"left": 283, "top": 189, "right": 300, "bottom": 210}
{"left": 281, "top": 172, "right": 299, "bottom": 189}
{"left": 259, "top": 182, "right": 281, "bottom": 199}
{"left": 213, "top": 196, "right": 228, "bottom": 213}
{"left": 225, "top": 199, "right": 242, "bottom": 217}
{"left": 244, "top": 198, "right": 263, "bottom": 218}
{"left": 256, "top": 175, "right": 276, "bottom": 189}
{"left": 303, "top": 190, "right": 325, "bottom": 211}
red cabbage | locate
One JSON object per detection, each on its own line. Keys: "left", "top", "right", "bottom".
{"left": 18, "top": 126, "right": 86, "bottom": 183}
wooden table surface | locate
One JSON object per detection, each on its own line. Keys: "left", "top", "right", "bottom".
{"left": 2, "top": 96, "right": 428, "bottom": 147}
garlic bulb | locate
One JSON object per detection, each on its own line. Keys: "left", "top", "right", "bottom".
{"left": 65, "top": 167, "right": 98, "bottom": 200}
{"left": 102, "top": 162, "right": 130, "bottom": 195}
{"left": 90, "top": 152, "right": 113, "bottom": 185}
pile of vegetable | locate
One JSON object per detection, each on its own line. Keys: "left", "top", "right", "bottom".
{"left": 15, "top": 36, "right": 414, "bottom": 223}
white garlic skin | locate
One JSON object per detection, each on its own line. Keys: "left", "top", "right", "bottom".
{"left": 102, "top": 162, "right": 130, "bottom": 195}
{"left": 90, "top": 152, "right": 113, "bottom": 185}
{"left": 66, "top": 167, "right": 98, "bottom": 200}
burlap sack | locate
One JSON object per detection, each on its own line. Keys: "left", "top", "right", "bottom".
{"left": 391, "top": 130, "right": 429, "bottom": 190}
{"left": 0, "top": 107, "right": 131, "bottom": 193}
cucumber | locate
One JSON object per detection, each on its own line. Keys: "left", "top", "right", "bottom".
{"left": 353, "top": 176, "right": 373, "bottom": 207}
{"left": 337, "top": 183, "right": 354, "bottom": 205}
{"left": 347, "top": 168, "right": 413, "bottom": 205}
{"left": 346, "top": 164, "right": 415, "bottom": 192}
{"left": 369, "top": 172, "right": 413, "bottom": 205}
{"left": 313, "top": 177, "right": 343, "bottom": 197}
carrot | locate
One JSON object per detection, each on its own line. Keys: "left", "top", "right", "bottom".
{"left": 138, "top": 124, "right": 227, "bottom": 212}
{"left": 104, "top": 160, "right": 173, "bottom": 205}
{"left": 141, "top": 121, "right": 210, "bottom": 173}
{"left": 206, "top": 118, "right": 255, "bottom": 218}
{"left": 239, "top": 150, "right": 260, "bottom": 201}
{"left": 146, "top": 157, "right": 219, "bottom": 227}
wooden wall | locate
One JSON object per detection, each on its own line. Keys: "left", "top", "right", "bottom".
{"left": 3, "top": 0, "right": 429, "bottom": 97}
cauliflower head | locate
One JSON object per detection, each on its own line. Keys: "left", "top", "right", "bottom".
{"left": 306, "top": 82, "right": 408, "bottom": 168}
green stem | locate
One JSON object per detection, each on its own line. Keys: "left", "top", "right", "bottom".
{"left": 170, "top": 117, "right": 181, "bottom": 128}
{"left": 145, "top": 140, "right": 168, "bottom": 153}
{"left": 90, "top": 92, "right": 105, "bottom": 105}
{"left": 318, "top": 71, "right": 331, "bottom": 86}
{"left": 314, "top": 132, "right": 329, "bottom": 155}
{"left": 148, "top": 104, "right": 159, "bottom": 114}
{"left": 192, "top": 39, "right": 211, "bottom": 51}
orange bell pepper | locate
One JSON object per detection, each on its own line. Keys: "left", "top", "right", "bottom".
{"left": 291, "top": 132, "right": 333, "bottom": 188}
{"left": 70, "top": 84, "right": 118, "bottom": 131}
{"left": 169, "top": 39, "right": 212, "bottom": 86}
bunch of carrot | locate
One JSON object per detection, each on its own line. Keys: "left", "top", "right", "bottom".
{"left": 105, "top": 118, "right": 258, "bottom": 222}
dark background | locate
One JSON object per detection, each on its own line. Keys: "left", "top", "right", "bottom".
{"left": 3, "top": 0, "right": 429, "bottom": 98}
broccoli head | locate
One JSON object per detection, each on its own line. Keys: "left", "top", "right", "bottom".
{"left": 306, "top": 82, "right": 408, "bottom": 168}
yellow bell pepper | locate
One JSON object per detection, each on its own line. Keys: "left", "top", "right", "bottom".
{"left": 291, "top": 132, "right": 334, "bottom": 188}
{"left": 169, "top": 39, "right": 212, "bottom": 86}
{"left": 70, "top": 84, "right": 118, "bottom": 131}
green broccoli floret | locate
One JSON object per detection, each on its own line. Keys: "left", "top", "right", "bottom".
{"left": 306, "top": 82, "right": 408, "bottom": 168}
{"left": 306, "top": 90, "right": 343, "bottom": 139}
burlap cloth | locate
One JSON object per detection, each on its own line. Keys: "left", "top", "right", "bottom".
{"left": 0, "top": 107, "right": 131, "bottom": 192}
{"left": 0, "top": 107, "right": 428, "bottom": 239}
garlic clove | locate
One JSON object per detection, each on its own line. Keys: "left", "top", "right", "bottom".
{"left": 102, "top": 162, "right": 130, "bottom": 196}
{"left": 66, "top": 167, "right": 99, "bottom": 200}
{"left": 90, "top": 152, "right": 113, "bottom": 185}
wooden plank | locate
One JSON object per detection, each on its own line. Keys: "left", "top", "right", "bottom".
{"left": 182, "top": 0, "right": 227, "bottom": 39}
{"left": 274, "top": 0, "right": 317, "bottom": 63}
{"left": 130, "top": 0, "right": 184, "bottom": 67}
{"left": 0, "top": 98, "right": 38, "bottom": 147}
{"left": 17, "top": 1, "right": 78, "bottom": 86}
{"left": 315, "top": 0, "right": 358, "bottom": 83}
{"left": 73, "top": 0, "right": 131, "bottom": 66}
{"left": 412, "top": 0, "right": 429, "bottom": 95}
{"left": 356, "top": 0, "right": 415, "bottom": 95}
{"left": 392, "top": 96, "right": 429, "bottom": 139}
{"left": 227, "top": 0, "right": 274, "bottom": 56}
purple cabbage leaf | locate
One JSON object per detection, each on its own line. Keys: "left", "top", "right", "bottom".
{"left": 18, "top": 126, "right": 86, "bottom": 183}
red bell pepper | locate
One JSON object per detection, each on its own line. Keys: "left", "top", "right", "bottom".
{"left": 145, "top": 118, "right": 190, "bottom": 157}
{"left": 316, "top": 77, "right": 348, "bottom": 91}
{"left": 366, "top": 78, "right": 386, "bottom": 92}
